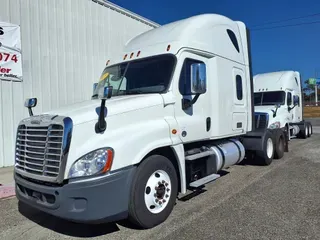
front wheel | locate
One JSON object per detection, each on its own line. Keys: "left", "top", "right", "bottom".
{"left": 128, "top": 155, "right": 178, "bottom": 229}
{"left": 256, "top": 131, "right": 274, "bottom": 165}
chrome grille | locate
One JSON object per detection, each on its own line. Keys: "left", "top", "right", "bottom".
{"left": 15, "top": 124, "right": 64, "bottom": 178}
{"left": 255, "top": 113, "right": 269, "bottom": 129}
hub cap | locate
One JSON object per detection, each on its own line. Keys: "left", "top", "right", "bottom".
{"left": 267, "top": 138, "right": 273, "bottom": 159}
{"left": 144, "top": 170, "right": 171, "bottom": 214}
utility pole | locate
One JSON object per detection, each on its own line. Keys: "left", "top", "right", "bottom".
{"left": 315, "top": 70, "right": 318, "bottom": 106}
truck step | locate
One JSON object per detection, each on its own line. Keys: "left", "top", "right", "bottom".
{"left": 189, "top": 173, "right": 221, "bottom": 188}
{"left": 185, "top": 149, "right": 214, "bottom": 161}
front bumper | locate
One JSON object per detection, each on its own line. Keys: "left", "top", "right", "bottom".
{"left": 14, "top": 166, "right": 136, "bottom": 223}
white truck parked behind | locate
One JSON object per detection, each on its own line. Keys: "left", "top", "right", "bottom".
{"left": 14, "top": 14, "right": 288, "bottom": 229}
{"left": 254, "top": 71, "right": 313, "bottom": 144}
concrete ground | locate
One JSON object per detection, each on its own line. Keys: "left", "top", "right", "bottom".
{"left": 0, "top": 135, "right": 319, "bottom": 240}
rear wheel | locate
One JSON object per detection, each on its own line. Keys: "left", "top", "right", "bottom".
{"left": 274, "top": 132, "right": 285, "bottom": 159}
{"left": 299, "top": 123, "right": 308, "bottom": 139}
{"left": 128, "top": 155, "right": 178, "bottom": 229}
{"left": 256, "top": 131, "right": 274, "bottom": 165}
{"left": 307, "top": 122, "right": 312, "bottom": 137}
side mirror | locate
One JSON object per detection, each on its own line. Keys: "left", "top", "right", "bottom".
{"left": 100, "top": 86, "right": 113, "bottom": 99}
{"left": 293, "top": 96, "right": 299, "bottom": 106}
{"left": 24, "top": 98, "right": 37, "bottom": 116}
{"left": 190, "top": 63, "right": 206, "bottom": 95}
{"left": 93, "top": 83, "right": 98, "bottom": 94}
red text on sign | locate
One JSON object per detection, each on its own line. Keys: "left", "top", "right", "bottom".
{"left": 0, "top": 53, "right": 18, "bottom": 63}
{"left": 0, "top": 67, "right": 12, "bottom": 73}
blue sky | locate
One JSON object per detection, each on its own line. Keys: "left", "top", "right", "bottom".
{"left": 112, "top": 0, "right": 320, "bottom": 85}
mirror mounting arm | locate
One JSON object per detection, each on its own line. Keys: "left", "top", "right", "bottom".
{"left": 182, "top": 93, "right": 201, "bottom": 110}
{"left": 288, "top": 105, "right": 296, "bottom": 112}
{"left": 95, "top": 86, "right": 113, "bottom": 134}
{"left": 95, "top": 99, "right": 107, "bottom": 133}
{"left": 28, "top": 107, "right": 34, "bottom": 117}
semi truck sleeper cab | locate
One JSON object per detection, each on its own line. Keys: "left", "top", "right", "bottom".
{"left": 14, "top": 14, "right": 288, "bottom": 229}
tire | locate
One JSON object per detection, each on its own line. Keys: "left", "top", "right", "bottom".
{"left": 274, "top": 132, "right": 285, "bottom": 159}
{"left": 299, "top": 123, "right": 308, "bottom": 139}
{"left": 128, "top": 155, "right": 178, "bottom": 229}
{"left": 307, "top": 122, "right": 312, "bottom": 137}
{"left": 256, "top": 130, "right": 274, "bottom": 165}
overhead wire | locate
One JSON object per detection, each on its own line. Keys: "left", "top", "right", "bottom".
{"left": 252, "top": 12, "right": 320, "bottom": 27}
{"left": 251, "top": 19, "right": 320, "bottom": 31}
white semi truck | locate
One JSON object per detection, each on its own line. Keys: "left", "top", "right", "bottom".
{"left": 254, "top": 71, "right": 313, "bottom": 142}
{"left": 14, "top": 14, "right": 288, "bottom": 229}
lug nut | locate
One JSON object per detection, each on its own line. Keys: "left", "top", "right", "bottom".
{"left": 162, "top": 180, "right": 165, "bottom": 183}
{"left": 165, "top": 183, "right": 169, "bottom": 186}
{"left": 166, "top": 188, "right": 170, "bottom": 192}
{"left": 165, "top": 194, "right": 169, "bottom": 198}
{"left": 155, "top": 199, "right": 159, "bottom": 203}
{"left": 163, "top": 199, "right": 166, "bottom": 203}
{"left": 159, "top": 201, "right": 162, "bottom": 205}
{"left": 154, "top": 193, "right": 157, "bottom": 197}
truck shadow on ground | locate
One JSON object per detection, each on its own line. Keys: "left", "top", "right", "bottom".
{"left": 18, "top": 201, "right": 140, "bottom": 237}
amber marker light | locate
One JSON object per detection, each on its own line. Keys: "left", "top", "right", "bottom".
{"left": 172, "top": 129, "right": 177, "bottom": 134}
{"left": 102, "top": 149, "right": 114, "bottom": 173}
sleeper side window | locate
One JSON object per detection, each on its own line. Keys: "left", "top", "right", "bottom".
{"left": 236, "top": 75, "right": 243, "bottom": 100}
{"left": 227, "top": 29, "right": 240, "bottom": 53}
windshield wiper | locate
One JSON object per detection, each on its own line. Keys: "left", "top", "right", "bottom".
{"left": 126, "top": 90, "right": 158, "bottom": 95}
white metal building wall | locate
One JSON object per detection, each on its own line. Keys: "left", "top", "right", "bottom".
{"left": 0, "top": 0, "right": 159, "bottom": 167}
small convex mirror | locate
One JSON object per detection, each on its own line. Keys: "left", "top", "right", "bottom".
{"left": 93, "top": 83, "right": 98, "bottom": 95}
{"left": 190, "top": 63, "right": 206, "bottom": 94}
{"left": 99, "top": 86, "right": 113, "bottom": 99}
{"left": 24, "top": 98, "right": 37, "bottom": 108}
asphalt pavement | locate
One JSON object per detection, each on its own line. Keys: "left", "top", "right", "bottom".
{"left": 0, "top": 134, "right": 319, "bottom": 240}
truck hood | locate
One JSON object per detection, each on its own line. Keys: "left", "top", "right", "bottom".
{"left": 44, "top": 94, "right": 164, "bottom": 125}
{"left": 254, "top": 105, "right": 277, "bottom": 115}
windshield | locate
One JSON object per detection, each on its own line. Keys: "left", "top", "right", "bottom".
{"left": 92, "top": 54, "right": 176, "bottom": 98}
{"left": 254, "top": 91, "right": 286, "bottom": 106}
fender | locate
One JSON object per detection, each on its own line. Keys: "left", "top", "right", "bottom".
{"left": 171, "top": 144, "right": 186, "bottom": 194}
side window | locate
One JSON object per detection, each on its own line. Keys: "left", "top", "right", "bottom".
{"left": 287, "top": 92, "right": 292, "bottom": 105}
{"left": 236, "top": 75, "right": 243, "bottom": 100}
{"left": 293, "top": 95, "right": 300, "bottom": 106}
{"left": 179, "top": 58, "right": 206, "bottom": 95}
{"left": 227, "top": 29, "right": 240, "bottom": 53}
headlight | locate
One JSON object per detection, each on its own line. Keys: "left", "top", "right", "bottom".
{"left": 269, "top": 121, "right": 280, "bottom": 129}
{"left": 68, "top": 148, "right": 114, "bottom": 178}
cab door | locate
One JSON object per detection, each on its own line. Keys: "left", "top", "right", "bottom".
{"left": 173, "top": 52, "right": 211, "bottom": 143}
